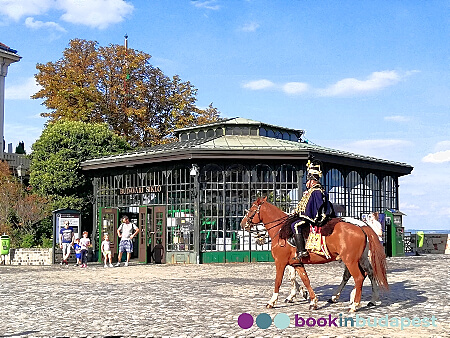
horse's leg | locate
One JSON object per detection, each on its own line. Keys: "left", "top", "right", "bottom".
{"left": 284, "top": 265, "right": 297, "bottom": 303}
{"left": 284, "top": 265, "right": 308, "bottom": 303}
{"left": 294, "top": 264, "right": 318, "bottom": 310}
{"left": 343, "top": 260, "right": 365, "bottom": 312}
{"left": 328, "top": 265, "right": 351, "bottom": 303}
{"left": 358, "top": 246, "right": 381, "bottom": 306}
{"left": 267, "top": 261, "right": 286, "bottom": 308}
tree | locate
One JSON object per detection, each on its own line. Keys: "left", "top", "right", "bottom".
{"left": 33, "top": 38, "right": 221, "bottom": 148}
{"left": 15, "top": 141, "right": 26, "bottom": 154}
{"left": 0, "top": 160, "right": 51, "bottom": 246}
{"left": 29, "top": 121, "right": 131, "bottom": 215}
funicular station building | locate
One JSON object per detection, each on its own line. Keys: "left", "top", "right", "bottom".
{"left": 81, "top": 118, "right": 413, "bottom": 264}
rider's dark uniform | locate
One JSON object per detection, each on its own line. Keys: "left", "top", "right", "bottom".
{"left": 291, "top": 160, "right": 334, "bottom": 259}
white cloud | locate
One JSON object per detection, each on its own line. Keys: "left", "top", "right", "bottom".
{"left": 422, "top": 150, "right": 450, "bottom": 163}
{"left": 317, "top": 70, "right": 402, "bottom": 97}
{"left": 282, "top": 82, "right": 309, "bottom": 95}
{"left": 58, "top": 0, "right": 134, "bottom": 29}
{"left": 0, "top": 0, "right": 133, "bottom": 29}
{"left": 384, "top": 115, "right": 410, "bottom": 122}
{"left": 25, "top": 16, "right": 66, "bottom": 32}
{"left": 5, "top": 77, "right": 41, "bottom": 100}
{"left": 435, "top": 140, "right": 450, "bottom": 152}
{"left": 241, "top": 21, "right": 259, "bottom": 32}
{"left": 242, "top": 79, "right": 274, "bottom": 90}
{"left": 0, "top": 0, "right": 54, "bottom": 21}
{"left": 191, "top": 0, "right": 221, "bottom": 10}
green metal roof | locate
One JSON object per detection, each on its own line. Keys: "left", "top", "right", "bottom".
{"left": 81, "top": 133, "right": 413, "bottom": 175}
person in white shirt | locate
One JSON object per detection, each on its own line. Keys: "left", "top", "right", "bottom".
{"left": 115, "top": 216, "right": 139, "bottom": 267}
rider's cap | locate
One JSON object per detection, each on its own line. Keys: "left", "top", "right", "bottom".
{"left": 306, "top": 159, "right": 322, "bottom": 181}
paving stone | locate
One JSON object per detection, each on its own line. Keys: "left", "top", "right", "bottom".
{"left": 0, "top": 254, "right": 448, "bottom": 337}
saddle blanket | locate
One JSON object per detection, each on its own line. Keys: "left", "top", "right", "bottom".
{"left": 305, "top": 227, "right": 331, "bottom": 259}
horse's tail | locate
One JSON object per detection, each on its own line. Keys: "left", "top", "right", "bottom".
{"left": 363, "top": 225, "right": 389, "bottom": 291}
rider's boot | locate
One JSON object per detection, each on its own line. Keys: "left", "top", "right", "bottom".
{"left": 294, "top": 233, "right": 309, "bottom": 260}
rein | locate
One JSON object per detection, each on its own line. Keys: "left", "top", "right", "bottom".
{"left": 242, "top": 200, "right": 291, "bottom": 244}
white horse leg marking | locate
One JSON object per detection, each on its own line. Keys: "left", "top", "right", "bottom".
{"left": 349, "top": 288, "right": 356, "bottom": 304}
{"left": 309, "top": 295, "right": 318, "bottom": 310}
{"left": 285, "top": 266, "right": 298, "bottom": 302}
{"left": 267, "top": 292, "right": 279, "bottom": 308}
{"left": 331, "top": 293, "right": 340, "bottom": 302}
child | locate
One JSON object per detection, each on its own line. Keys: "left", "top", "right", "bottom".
{"left": 73, "top": 238, "right": 82, "bottom": 266}
{"left": 101, "top": 234, "right": 113, "bottom": 268}
{"left": 79, "top": 231, "right": 91, "bottom": 268}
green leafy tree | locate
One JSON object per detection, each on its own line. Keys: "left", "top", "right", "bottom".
{"left": 29, "top": 121, "right": 131, "bottom": 216}
{"left": 33, "top": 38, "right": 221, "bottom": 148}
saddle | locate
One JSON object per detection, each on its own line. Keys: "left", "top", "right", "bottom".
{"left": 284, "top": 218, "right": 341, "bottom": 259}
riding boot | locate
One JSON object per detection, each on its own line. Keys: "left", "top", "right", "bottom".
{"left": 294, "top": 233, "right": 309, "bottom": 259}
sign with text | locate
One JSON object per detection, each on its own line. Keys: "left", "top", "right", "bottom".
{"left": 119, "top": 185, "right": 163, "bottom": 195}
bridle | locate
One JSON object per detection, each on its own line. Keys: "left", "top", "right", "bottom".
{"left": 242, "top": 202, "right": 268, "bottom": 245}
{"left": 242, "top": 200, "right": 291, "bottom": 245}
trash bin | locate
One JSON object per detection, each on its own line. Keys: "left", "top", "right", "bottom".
{"left": 1, "top": 235, "right": 10, "bottom": 255}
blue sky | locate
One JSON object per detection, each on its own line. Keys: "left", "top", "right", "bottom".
{"left": 0, "top": 0, "right": 449, "bottom": 231}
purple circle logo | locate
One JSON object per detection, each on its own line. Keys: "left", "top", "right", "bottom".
{"left": 238, "top": 313, "right": 254, "bottom": 329}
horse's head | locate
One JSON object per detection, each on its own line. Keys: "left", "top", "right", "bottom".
{"left": 241, "top": 196, "right": 267, "bottom": 231}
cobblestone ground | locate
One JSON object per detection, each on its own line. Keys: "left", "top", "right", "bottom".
{"left": 0, "top": 254, "right": 449, "bottom": 338}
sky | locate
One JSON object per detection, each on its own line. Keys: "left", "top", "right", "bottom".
{"left": 0, "top": 0, "right": 449, "bottom": 231}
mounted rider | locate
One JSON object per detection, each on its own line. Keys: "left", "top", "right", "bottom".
{"left": 291, "top": 159, "right": 335, "bottom": 259}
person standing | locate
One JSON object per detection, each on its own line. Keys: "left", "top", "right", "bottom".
{"left": 79, "top": 231, "right": 91, "bottom": 268}
{"left": 101, "top": 234, "right": 113, "bottom": 268}
{"left": 59, "top": 220, "right": 74, "bottom": 265}
{"left": 73, "top": 238, "right": 82, "bottom": 266}
{"left": 115, "top": 216, "right": 139, "bottom": 267}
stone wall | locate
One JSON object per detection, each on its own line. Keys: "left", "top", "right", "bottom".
{"left": 1, "top": 248, "right": 53, "bottom": 265}
{"left": 415, "top": 234, "right": 450, "bottom": 254}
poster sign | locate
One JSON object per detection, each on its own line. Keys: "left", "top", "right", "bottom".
{"left": 56, "top": 213, "right": 80, "bottom": 243}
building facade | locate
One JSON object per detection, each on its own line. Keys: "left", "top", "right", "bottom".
{"left": 81, "top": 118, "right": 413, "bottom": 264}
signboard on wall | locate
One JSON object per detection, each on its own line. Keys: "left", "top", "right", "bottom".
{"left": 56, "top": 213, "right": 81, "bottom": 243}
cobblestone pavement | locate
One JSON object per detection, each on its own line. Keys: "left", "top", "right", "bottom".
{"left": 0, "top": 254, "right": 449, "bottom": 338}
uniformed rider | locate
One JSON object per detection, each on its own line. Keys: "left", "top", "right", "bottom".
{"left": 291, "top": 160, "right": 334, "bottom": 259}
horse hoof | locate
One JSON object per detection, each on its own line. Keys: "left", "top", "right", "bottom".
{"left": 309, "top": 305, "right": 317, "bottom": 310}
{"left": 284, "top": 299, "right": 294, "bottom": 303}
{"left": 327, "top": 298, "right": 337, "bottom": 303}
{"left": 348, "top": 308, "right": 356, "bottom": 313}
{"left": 302, "top": 291, "right": 308, "bottom": 300}
{"left": 266, "top": 304, "right": 273, "bottom": 309}
{"left": 367, "top": 301, "right": 376, "bottom": 307}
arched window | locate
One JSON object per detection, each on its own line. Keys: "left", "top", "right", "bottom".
{"left": 365, "top": 173, "right": 380, "bottom": 213}
{"left": 381, "top": 176, "right": 397, "bottom": 210}
{"left": 347, "top": 171, "right": 365, "bottom": 218}
{"left": 325, "top": 169, "right": 346, "bottom": 216}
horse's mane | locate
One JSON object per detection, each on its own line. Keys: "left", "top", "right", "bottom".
{"left": 279, "top": 216, "right": 341, "bottom": 239}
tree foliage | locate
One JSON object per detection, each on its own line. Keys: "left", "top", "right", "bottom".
{"left": 29, "top": 121, "right": 131, "bottom": 215}
{"left": 0, "top": 161, "right": 51, "bottom": 245}
{"left": 33, "top": 38, "right": 221, "bottom": 148}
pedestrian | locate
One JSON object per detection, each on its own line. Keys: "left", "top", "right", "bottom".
{"left": 73, "top": 237, "right": 82, "bottom": 266}
{"left": 101, "top": 234, "right": 113, "bottom": 268}
{"left": 59, "top": 220, "right": 74, "bottom": 265}
{"left": 115, "top": 215, "right": 139, "bottom": 267}
{"left": 79, "top": 231, "right": 91, "bottom": 268}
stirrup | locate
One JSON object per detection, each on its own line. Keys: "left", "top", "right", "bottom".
{"left": 295, "top": 251, "right": 309, "bottom": 259}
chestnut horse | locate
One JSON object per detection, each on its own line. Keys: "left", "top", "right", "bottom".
{"left": 241, "top": 197, "right": 388, "bottom": 312}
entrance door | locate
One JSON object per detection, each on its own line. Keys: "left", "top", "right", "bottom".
{"left": 100, "top": 208, "right": 119, "bottom": 262}
{"left": 138, "top": 207, "right": 148, "bottom": 263}
{"left": 138, "top": 206, "right": 166, "bottom": 264}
